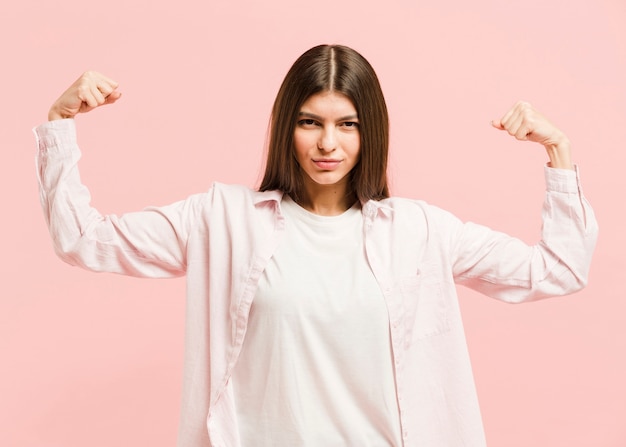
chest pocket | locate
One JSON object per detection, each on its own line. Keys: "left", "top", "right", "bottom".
{"left": 395, "top": 267, "right": 451, "bottom": 343}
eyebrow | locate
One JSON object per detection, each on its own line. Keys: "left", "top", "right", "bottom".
{"left": 298, "top": 111, "right": 359, "bottom": 121}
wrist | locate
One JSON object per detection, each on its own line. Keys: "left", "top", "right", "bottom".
{"left": 544, "top": 138, "right": 574, "bottom": 170}
{"left": 48, "top": 105, "right": 74, "bottom": 121}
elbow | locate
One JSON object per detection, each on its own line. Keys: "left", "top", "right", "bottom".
{"left": 509, "top": 267, "right": 591, "bottom": 304}
{"left": 561, "top": 274, "right": 589, "bottom": 296}
{"left": 567, "top": 265, "right": 593, "bottom": 295}
{"left": 50, "top": 231, "right": 88, "bottom": 268}
{"left": 52, "top": 240, "right": 81, "bottom": 267}
{"left": 561, "top": 231, "right": 598, "bottom": 296}
{"left": 533, "top": 263, "right": 592, "bottom": 300}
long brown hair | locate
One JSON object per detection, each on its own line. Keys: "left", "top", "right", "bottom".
{"left": 259, "top": 44, "right": 390, "bottom": 203}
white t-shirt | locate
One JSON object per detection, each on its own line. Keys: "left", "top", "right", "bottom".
{"left": 232, "top": 195, "right": 402, "bottom": 446}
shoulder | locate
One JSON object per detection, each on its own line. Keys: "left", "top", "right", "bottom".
{"left": 372, "top": 196, "right": 460, "bottom": 224}
{"left": 199, "top": 184, "right": 283, "bottom": 235}
{"left": 205, "top": 182, "right": 283, "bottom": 212}
{"left": 362, "top": 197, "right": 468, "bottom": 254}
{"left": 364, "top": 197, "right": 465, "bottom": 243}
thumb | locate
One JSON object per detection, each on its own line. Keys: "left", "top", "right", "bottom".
{"left": 491, "top": 119, "right": 504, "bottom": 130}
{"left": 104, "top": 91, "right": 122, "bottom": 105}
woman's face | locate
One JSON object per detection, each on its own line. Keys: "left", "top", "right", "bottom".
{"left": 293, "top": 91, "right": 361, "bottom": 190}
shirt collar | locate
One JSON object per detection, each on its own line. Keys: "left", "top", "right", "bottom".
{"left": 251, "top": 189, "right": 284, "bottom": 206}
{"left": 251, "top": 189, "right": 393, "bottom": 219}
{"left": 362, "top": 199, "right": 394, "bottom": 219}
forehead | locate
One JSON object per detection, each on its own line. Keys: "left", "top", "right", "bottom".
{"left": 300, "top": 91, "right": 357, "bottom": 116}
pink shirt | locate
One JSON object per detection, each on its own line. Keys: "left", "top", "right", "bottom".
{"left": 35, "top": 119, "right": 598, "bottom": 447}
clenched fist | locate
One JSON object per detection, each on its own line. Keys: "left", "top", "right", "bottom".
{"left": 492, "top": 101, "right": 573, "bottom": 170}
{"left": 48, "top": 71, "right": 121, "bottom": 121}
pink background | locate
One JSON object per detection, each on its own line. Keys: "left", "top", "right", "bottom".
{"left": 1, "top": 0, "right": 624, "bottom": 445}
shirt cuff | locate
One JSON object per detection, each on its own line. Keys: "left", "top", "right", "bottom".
{"left": 544, "top": 164, "right": 581, "bottom": 194}
{"left": 32, "top": 119, "right": 78, "bottom": 158}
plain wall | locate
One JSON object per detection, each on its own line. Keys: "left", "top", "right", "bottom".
{"left": 1, "top": 0, "right": 624, "bottom": 445}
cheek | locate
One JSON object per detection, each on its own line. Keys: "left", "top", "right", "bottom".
{"left": 293, "top": 131, "right": 316, "bottom": 160}
{"left": 348, "top": 134, "right": 361, "bottom": 159}
{"left": 293, "top": 134, "right": 307, "bottom": 162}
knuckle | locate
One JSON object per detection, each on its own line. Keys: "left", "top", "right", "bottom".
{"left": 515, "top": 131, "right": 527, "bottom": 140}
{"left": 76, "top": 85, "right": 89, "bottom": 97}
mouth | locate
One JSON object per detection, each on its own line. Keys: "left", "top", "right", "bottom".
{"left": 312, "top": 159, "right": 342, "bottom": 170}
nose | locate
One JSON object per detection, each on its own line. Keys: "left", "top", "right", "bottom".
{"left": 318, "top": 127, "right": 337, "bottom": 152}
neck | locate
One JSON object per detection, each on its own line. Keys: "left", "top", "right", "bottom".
{"left": 297, "top": 177, "right": 357, "bottom": 216}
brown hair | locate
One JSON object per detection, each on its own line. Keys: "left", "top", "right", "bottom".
{"left": 258, "top": 44, "right": 390, "bottom": 203}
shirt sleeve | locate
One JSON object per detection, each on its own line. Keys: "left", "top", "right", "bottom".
{"left": 451, "top": 166, "right": 598, "bottom": 303}
{"left": 34, "top": 119, "right": 206, "bottom": 278}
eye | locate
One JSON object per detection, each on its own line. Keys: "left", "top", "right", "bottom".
{"left": 340, "top": 121, "right": 359, "bottom": 129}
{"left": 297, "top": 119, "right": 319, "bottom": 127}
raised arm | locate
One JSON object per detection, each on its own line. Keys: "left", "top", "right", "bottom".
{"left": 36, "top": 73, "right": 204, "bottom": 278}
{"left": 450, "top": 102, "right": 597, "bottom": 302}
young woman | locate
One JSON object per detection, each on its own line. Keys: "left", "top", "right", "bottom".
{"left": 36, "top": 45, "right": 597, "bottom": 446}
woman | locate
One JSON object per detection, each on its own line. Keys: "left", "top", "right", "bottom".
{"left": 36, "top": 45, "right": 597, "bottom": 446}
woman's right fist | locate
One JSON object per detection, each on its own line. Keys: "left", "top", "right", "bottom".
{"left": 48, "top": 71, "right": 121, "bottom": 121}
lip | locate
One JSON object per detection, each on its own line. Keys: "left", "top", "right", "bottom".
{"left": 312, "top": 159, "right": 342, "bottom": 170}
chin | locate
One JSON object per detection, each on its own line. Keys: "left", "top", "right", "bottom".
{"left": 312, "top": 175, "right": 348, "bottom": 186}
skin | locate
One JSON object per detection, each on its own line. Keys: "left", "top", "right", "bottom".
{"left": 491, "top": 101, "right": 573, "bottom": 171}
{"left": 48, "top": 71, "right": 121, "bottom": 120}
{"left": 293, "top": 91, "right": 361, "bottom": 216}
{"left": 47, "top": 71, "right": 575, "bottom": 215}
